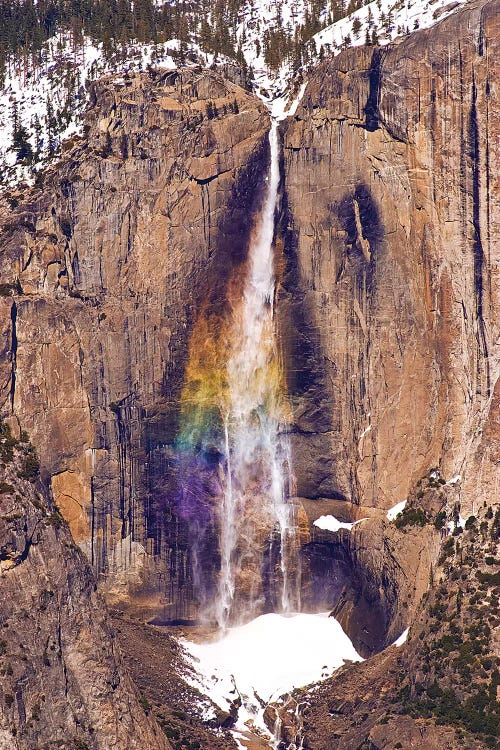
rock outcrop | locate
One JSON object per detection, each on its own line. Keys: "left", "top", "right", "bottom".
{"left": 280, "top": 0, "right": 499, "bottom": 651}
{"left": 280, "top": 0, "right": 498, "bottom": 513}
{"left": 0, "top": 423, "right": 171, "bottom": 750}
{"left": 0, "top": 68, "right": 270, "bottom": 621}
{"left": 268, "top": 369, "right": 500, "bottom": 744}
{"left": 268, "top": 646, "right": 488, "bottom": 750}
{"left": 269, "top": 485, "right": 499, "bottom": 749}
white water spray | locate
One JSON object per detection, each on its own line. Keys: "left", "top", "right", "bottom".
{"left": 216, "top": 121, "right": 299, "bottom": 627}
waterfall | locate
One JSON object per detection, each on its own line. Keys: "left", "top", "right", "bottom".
{"left": 174, "top": 118, "right": 300, "bottom": 626}
{"left": 271, "top": 697, "right": 305, "bottom": 750}
{"left": 272, "top": 709, "right": 282, "bottom": 750}
{"left": 215, "top": 120, "right": 299, "bottom": 628}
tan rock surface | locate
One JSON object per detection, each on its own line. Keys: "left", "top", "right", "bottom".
{"left": 0, "top": 68, "right": 270, "bottom": 620}
{"left": 276, "top": 0, "right": 499, "bottom": 656}
{"left": 0, "top": 428, "right": 171, "bottom": 750}
{"left": 279, "top": 0, "right": 499, "bottom": 516}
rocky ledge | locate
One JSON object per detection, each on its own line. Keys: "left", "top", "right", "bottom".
{"left": 0, "top": 420, "right": 171, "bottom": 749}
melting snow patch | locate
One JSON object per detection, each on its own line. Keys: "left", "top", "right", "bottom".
{"left": 286, "top": 81, "right": 307, "bottom": 117}
{"left": 313, "top": 515, "right": 365, "bottom": 532}
{"left": 387, "top": 500, "right": 407, "bottom": 521}
{"left": 394, "top": 628, "right": 409, "bottom": 647}
{"left": 446, "top": 513, "right": 467, "bottom": 534}
{"left": 181, "top": 612, "right": 362, "bottom": 741}
{"left": 271, "top": 81, "right": 308, "bottom": 120}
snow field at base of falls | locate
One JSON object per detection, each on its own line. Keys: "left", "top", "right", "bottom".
{"left": 181, "top": 612, "right": 363, "bottom": 743}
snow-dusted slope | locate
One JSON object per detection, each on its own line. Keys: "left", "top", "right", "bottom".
{"left": 0, "top": 0, "right": 471, "bottom": 187}
{"left": 0, "top": 35, "right": 181, "bottom": 185}
{"left": 313, "top": 0, "right": 469, "bottom": 53}
{"left": 254, "top": 0, "right": 469, "bottom": 98}
{"left": 236, "top": 0, "right": 326, "bottom": 97}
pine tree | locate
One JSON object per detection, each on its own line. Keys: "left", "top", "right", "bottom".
{"left": 11, "top": 99, "right": 19, "bottom": 140}
{"left": 46, "top": 95, "right": 57, "bottom": 155}
{"left": 12, "top": 101, "right": 33, "bottom": 164}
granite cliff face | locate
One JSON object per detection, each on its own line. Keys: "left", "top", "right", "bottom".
{"left": 281, "top": 0, "right": 498, "bottom": 510}
{"left": 0, "top": 425, "right": 171, "bottom": 750}
{"left": 0, "top": 68, "right": 270, "bottom": 622}
{"left": 0, "top": 0, "right": 498, "bottom": 726}
{"left": 280, "top": 0, "right": 498, "bottom": 652}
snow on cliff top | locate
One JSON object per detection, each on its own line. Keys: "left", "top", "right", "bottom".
{"left": 244, "top": 0, "right": 469, "bottom": 99}
{"left": 0, "top": 0, "right": 471, "bottom": 187}
{"left": 313, "top": 0, "right": 468, "bottom": 54}
{"left": 0, "top": 34, "right": 180, "bottom": 186}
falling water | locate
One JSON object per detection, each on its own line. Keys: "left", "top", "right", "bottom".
{"left": 271, "top": 697, "right": 305, "bottom": 750}
{"left": 216, "top": 120, "right": 299, "bottom": 628}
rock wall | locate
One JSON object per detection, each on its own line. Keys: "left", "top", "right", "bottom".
{"left": 278, "top": 0, "right": 499, "bottom": 653}
{"left": 0, "top": 68, "right": 270, "bottom": 621}
{"left": 280, "top": 0, "right": 499, "bottom": 515}
{"left": 0, "top": 0, "right": 498, "bottom": 645}
{"left": 0, "top": 426, "right": 171, "bottom": 750}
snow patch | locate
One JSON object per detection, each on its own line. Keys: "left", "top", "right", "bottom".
{"left": 0, "top": 34, "right": 188, "bottom": 185}
{"left": 182, "top": 612, "right": 362, "bottom": 741}
{"left": 446, "top": 513, "right": 467, "bottom": 533}
{"left": 286, "top": 81, "right": 307, "bottom": 116}
{"left": 359, "top": 422, "right": 372, "bottom": 441}
{"left": 270, "top": 81, "right": 307, "bottom": 120}
{"left": 394, "top": 628, "right": 409, "bottom": 647}
{"left": 313, "top": 515, "right": 366, "bottom": 533}
{"left": 387, "top": 499, "right": 407, "bottom": 521}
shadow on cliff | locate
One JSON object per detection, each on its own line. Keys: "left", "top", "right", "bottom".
{"left": 300, "top": 533, "right": 399, "bottom": 658}
{"left": 277, "top": 175, "right": 385, "bottom": 503}
{"left": 278, "top": 170, "right": 393, "bottom": 656}
{"left": 277, "top": 182, "right": 339, "bottom": 499}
